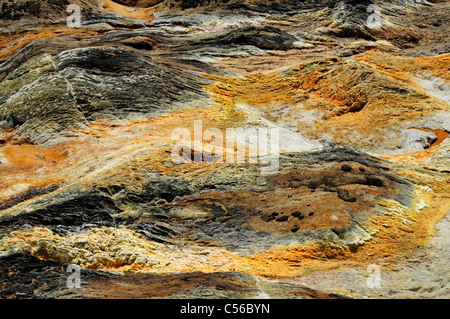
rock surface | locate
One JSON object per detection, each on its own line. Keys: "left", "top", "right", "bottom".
{"left": 0, "top": 0, "right": 449, "bottom": 299}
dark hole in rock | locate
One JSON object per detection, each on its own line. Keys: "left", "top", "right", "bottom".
{"left": 159, "top": 193, "right": 176, "bottom": 203}
{"left": 337, "top": 188, "right": 357, "bottom": 202}
{"left": 179, "top": 148, "right": 221, "bottom": 163}
{"left": 291, "top": 226, "right": 300, "bottom": 233}
{"left": 261, "top": 214, "right": 276, "bottom": 222}
{"left": 153, "top": 214, "right": 169, "bottom": 220}
{"left": 365, "top": 176, "right": 385, "bottom": 187}
{"left": 341, "top": 164, "right": 352, "bottom": 172}
{"left": 276, "top": 215, "right": 289, "bottom": 222}
{"left": 291, "top": 211, "right": 302, "bottom": 218}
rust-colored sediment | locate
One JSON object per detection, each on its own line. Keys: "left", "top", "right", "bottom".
{"left": 205, "top": 53, "right": 448, "bottom": 150}
{"left": 101, "top": 0, "right": 157, "bottom": 20}
{"left": 412, "top": 128, "right": 449, "bottom": 148}
{"left": 0, "top": 29, "right": 101, "bottom": 61}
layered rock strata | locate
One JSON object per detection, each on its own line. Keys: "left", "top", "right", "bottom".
{"left": 0, "top": 0, "right": 448, "bottom": 299}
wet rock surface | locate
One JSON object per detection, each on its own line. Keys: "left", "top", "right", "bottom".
{"left": 0, "top": 0, "right": 449, "bottom": 299}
